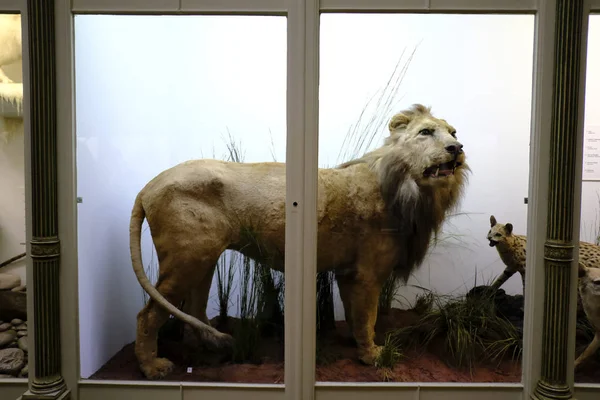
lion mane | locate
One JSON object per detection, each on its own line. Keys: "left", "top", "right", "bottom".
{"left": 130, "top": 103, "right": 469, "bottom": 379}
{"left": 338, "top": 103, "right": 469, "bottom": 281}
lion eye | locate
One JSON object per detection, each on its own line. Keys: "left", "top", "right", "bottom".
{"left": 450, "top": 131, "right": 457, "bottom": 138}
{"left": 419, "top": 128, "right": 434, "bottom": 136}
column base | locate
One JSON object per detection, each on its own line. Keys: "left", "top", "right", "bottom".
{"left": 532, "top": 379, "right": 573, "bottom": 400}
{"left": 18, "top": 387, "right": 71, "bottom": 400}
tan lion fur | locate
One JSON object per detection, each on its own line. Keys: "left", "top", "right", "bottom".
{"left": 129, "top": 104, "right": 469, "bottom": 379}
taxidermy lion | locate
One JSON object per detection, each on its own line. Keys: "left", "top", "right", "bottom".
{"left": 0, "top": 14, "right": 22, "bottom": 84}
{"left": 129, "top": 104, "right": 469, "bottom": 379}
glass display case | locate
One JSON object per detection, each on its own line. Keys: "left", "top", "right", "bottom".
{"left": 1, "top": 1, "right": 599, "bottom": 400}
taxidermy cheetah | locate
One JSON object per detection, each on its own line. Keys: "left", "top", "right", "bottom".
{"left": 486, "top": 215, "right": 600, "bottom": 294}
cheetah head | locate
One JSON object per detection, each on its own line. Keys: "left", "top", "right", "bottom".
{"left": 486, "top": 215, "right": 514, "bottom": 247}
{"left": 578, "top": 262, "right": 600, "bottom": 296}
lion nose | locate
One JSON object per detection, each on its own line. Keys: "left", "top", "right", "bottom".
{"left": 445, "top": 143, "right": 463, "bottom": 154}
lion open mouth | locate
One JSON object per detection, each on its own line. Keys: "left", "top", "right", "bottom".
{"left": 423, "top": 160, "right": 462, "bottom": 178}
{"left": 489, "top": 240, "right": 497, "bottom": 247}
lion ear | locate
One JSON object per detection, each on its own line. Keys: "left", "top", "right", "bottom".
{"left": 504, "top": 223, "right": 513, "bottom": 235}
{"left": 490, "top": 215, "right": 497, "bottom": 227}
{"left": 388, "top": 113, "right": 410, "bottom": 132}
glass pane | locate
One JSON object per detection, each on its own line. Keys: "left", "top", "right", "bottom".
{"left": 575, "top": 14, "right": 600, "bottom": 385}
{"left": 316, "top": 13, "right": 534, "bottom": 383}
{"left": 0, "top": 12, "right": 28, "bottom": 380}
{"left": 74, "top": 15, "right": 287, "bottom": 383}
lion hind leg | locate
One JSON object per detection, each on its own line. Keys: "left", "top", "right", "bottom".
{"left": 135, "top": 254, "right": 231, "bottom": 379}
{"left": 135, "top": 290, "right": 179, "bottom": 379}
{"left": 186, "top": 263, "right": 217, "bottom": 326}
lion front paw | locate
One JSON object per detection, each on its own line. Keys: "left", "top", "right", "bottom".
{"left": 141, "top": 357, "right": 174, "bottom": 380}
{"left": 358, "top": 345, "right": 384, "bottom": 366}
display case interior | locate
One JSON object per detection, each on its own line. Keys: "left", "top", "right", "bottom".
{"left": 0, "top": 11, "right": 27, "bottom": 381}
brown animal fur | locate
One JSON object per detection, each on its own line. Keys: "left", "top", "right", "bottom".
{"left": 129, "top": 104, "right": 469, "bottom": 379}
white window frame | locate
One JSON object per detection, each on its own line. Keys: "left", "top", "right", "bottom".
{"left": 0, "top": 0, "right": 597, "bottom": 399}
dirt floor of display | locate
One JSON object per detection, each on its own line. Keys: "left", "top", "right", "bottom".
{"left": 90, "top": 307, "right": 530, "bottom": 383}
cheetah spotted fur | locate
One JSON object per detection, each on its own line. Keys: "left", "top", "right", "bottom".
{"left": 486, "top": 215, "right": 600, "bottom": 294}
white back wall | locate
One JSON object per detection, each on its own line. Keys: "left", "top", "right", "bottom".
{"left": 0, "top": 57, "right": 25, "bottom": 288}
{"left": 74, "top": 15, "right": 287, "bottom": 378}
{"left": 74, "top": 13, "right": 600, "bottom": 377}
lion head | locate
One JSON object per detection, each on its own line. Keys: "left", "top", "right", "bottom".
{"left": 340, "top": 104, "right": 468, "bottom": 202}
{"left": 385, "top": 104, "right": 465, "bottom": 181}
{"left": 353, "top": 104, "right": 469, "bottom": 220}
{"left": 487, "top": 215, "right": 514, "bottom": 248}
{"left": 339, "top": 104, "right": 469, "bottom": 278}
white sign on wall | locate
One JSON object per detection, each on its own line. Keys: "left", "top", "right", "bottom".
{"left": 583, "top": 126, "right": 600, "bottom": 181}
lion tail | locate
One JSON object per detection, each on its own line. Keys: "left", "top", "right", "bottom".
{"left": 129, "top": 192, "right": 230, "bottom": 347}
